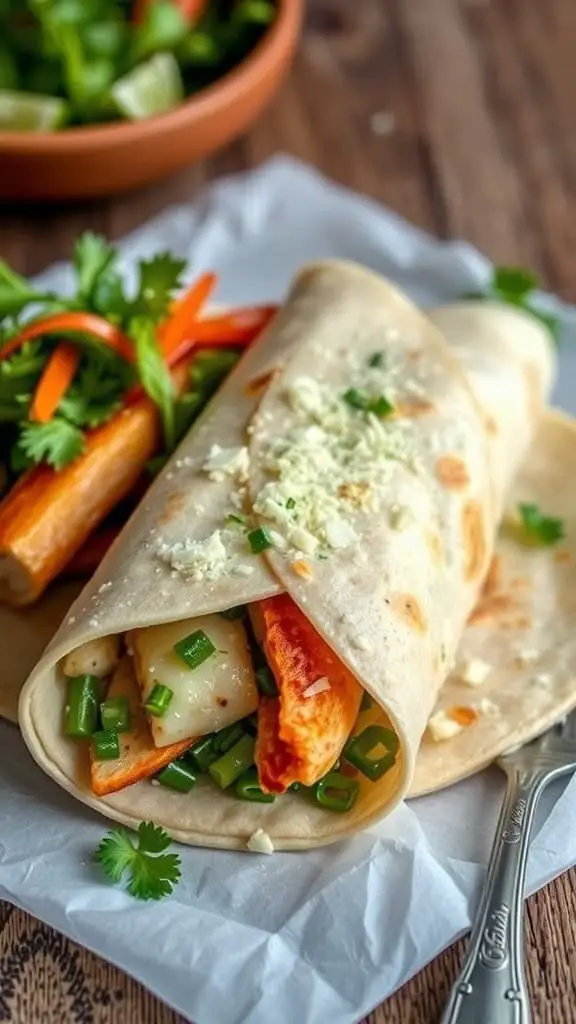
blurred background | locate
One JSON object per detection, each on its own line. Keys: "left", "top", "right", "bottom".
{"left": 1, "top": 0, "right": 575, "bottom": 303}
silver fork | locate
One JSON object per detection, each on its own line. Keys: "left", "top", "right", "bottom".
{"left": 441, "top": 709, "right": 576, "bottom": 1024}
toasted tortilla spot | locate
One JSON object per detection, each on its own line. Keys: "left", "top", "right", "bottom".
{"left": 449, "top": 705, "right": 478, "bottom": 727}
{"left": 510, "top": 577, "right": 529, "bottom": 589}
{"left": 338, "top": 481, "right": 372, "bottom": 508}
{"left": 90, "top": 658, "right": 192, "bottom": 796}
{"left": 554, "top": 549, "right": 572, "bottom": 564}
{"left": 244, "top": 368, "right": 279, "bottom": 398}
{"left": 426, "top": 531, "right": 444, "bottom": 565}
{"left": 468, "top": 592, "right": 515, "bottom": 626}
{"left": 485, "top": 415, "right": 498, "bottom": 435}
{"left": 462, "top": 500, "right": 486, "bottom": 581}
{"left": 156, "top": 490, "right": 187, "bottom": 527}
{"left": 391, "top": 593, "right": 427, "bottom": 632}
{"left": 484, "top": 554, "right": 502, "bottom": 596}
{"left": 436, "top": 455, "right": 470, "bottom": 491}
{"left": 394, "top": 399, "right": 435, "bottom": 419}
{"left": 253, "top": 595, "right": 363, "bottom": 793}
{"left": 523, "top": 362, "right": 542, "bottom": 423}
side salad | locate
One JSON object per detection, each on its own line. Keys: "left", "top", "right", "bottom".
{"left": 0, "top": 0, "right": 277, "bottom": 131}
{"left": 0, "top": 233, "right": 275, "bottom": 604}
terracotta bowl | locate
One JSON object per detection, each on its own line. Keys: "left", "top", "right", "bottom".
{"left": 0, "top": 0, "right": 302, "bottom": 202}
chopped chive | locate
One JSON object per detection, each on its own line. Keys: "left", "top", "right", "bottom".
{"left": 91, "top": 729, "right": 120, "bottom": 762}
{"left": 255, "top": 665, "right": 278, "bottom": 698}
{"left": 286, "top": 497, "right": 296, "bottom": 509}
{"left": 100, "top": 696, "right": 131, "bottom": 734}
{"left": 343, "top": 387, "right": 368, "bottom": 410}
{"left": 213, "top": 721, "right": 245, "bottom": 754}
{"left": 235, "top": 766, "right": 275, "bottom": 803}
{"left": 186, "top": 734, "right": 218, "bottom": 773}
{"left": 144, "top": 683, "right": 174, "bottom": 718}
{"left": 209, "top": 733, "right": 255, "bottom": 789}
{"left": 64, "top": 675, "right": 99, "bottom": 739}
{"left": 220, "top": 605, "right": 246, "bottom": 621}
{"left": 173, "top": 629, "right": 215, "bottom": 670}
{"left": 314, "top": 771, "right": 359, "bottom": 812}
{"left": 342, "top": 387, "right": 394, "bottom": 418}
{"left": 368, "top": 351, "right": 386, "bottom": 368}
{"left": 369, "top": 395, "right": 394, "bottom": 418}
{"left": 343, "top": 725, "right": 399, "bottom": 781}
{"left": 248, "top": 526, "right": 273, "bottom": 554}
{"left": 360, "top": 691, "right": 373, "bottom": 712}
{"left": 157, "top": 760, "right": 197, "bottom": 793}
{"left": 226, "top": 513, "right": 246, "bottom": 527}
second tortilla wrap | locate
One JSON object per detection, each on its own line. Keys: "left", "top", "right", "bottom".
{"left": 18, "top": 262, "right": 553, "bottom": 849}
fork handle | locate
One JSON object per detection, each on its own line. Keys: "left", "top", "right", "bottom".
{"left": 440, "top": 766, "right": 548, "bottom": 1024}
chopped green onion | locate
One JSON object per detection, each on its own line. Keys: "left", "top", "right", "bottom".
{"left": 360, "top": 691, "right": 373, "bottom": 712}
{"left": 289, "top": 782, "right": 301, "bottom": 792}
{"left": 100, "top": 696, "right": 131, "bottom": 734}
{"left": 220, "top": 605, "right": 246, "bottom": 621}
{"left": 517, "top": 503, "right": 565, "bottom": 547}
{"left": 64, "top": 675, "right": 100, "bottom": 739}
{"left": 144, "top": 683, "right": 174, "bottom": 718}
{"left": 234, "top": 0, "right": 276, "bottom": 25}
{"left": 157, "top": 760, "right": 197, "bottom": 793}
{"left": 248, "top": 526, "right": 273, "bottom": 554}
{"left": 255, "top": 665, "right": 278, "bottom": 698}
{"left": 245, "top": 713, "right": 259, "bottom": 735}
{"left": 186, "top": 734, "right": 218, "bottom": 773}
{"left": 209, "top": 734, "right": 255, "bottom": 789}
{"left": 226, "top": 513, "right": 246, "bottom": 527}
{"left": 286, "top": 497, "right": 296, "bottom": 510}
{"left": 342, "top": 387, "right": 394, "bottom": 418}
{"left": 343, "top": 725, "right": 399, "bottom": 781}
{"left": 92, "top": 729, "right": 120, "bottom": 762}
{"left": 367, "top": 351, "right": 386, "bottom": 368}
{"left": 314, "top": 771, "right": 360, "bottom": 812}
{"left": 173, "top": 629, "right": 215, "bottom": 670}
{"left": 213, "top": 721, "right": 245, "bottom": 754}
{"left": 235, "top": 766, "right": 275, "bottom": 803}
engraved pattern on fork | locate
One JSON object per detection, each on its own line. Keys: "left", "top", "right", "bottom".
{"left": 441, "top": 711, "right": 576, "bottom": 1024}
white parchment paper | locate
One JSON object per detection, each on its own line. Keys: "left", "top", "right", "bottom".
{"left": 2, "top": 157, "right": 576, "bottom": 1024}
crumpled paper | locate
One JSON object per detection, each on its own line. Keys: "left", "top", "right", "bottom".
{"left": 2, "top": 156, "right": 576, "bottom": 1024}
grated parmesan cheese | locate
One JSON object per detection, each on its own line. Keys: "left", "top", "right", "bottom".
{"left": 202, "top": 445, "right": 249, "bottom": 482}
{"left": 247, "top": 829, "right": 275, "bottom": 855}
{"left": 157, "top": 529, "right": 228, "bottom": 581}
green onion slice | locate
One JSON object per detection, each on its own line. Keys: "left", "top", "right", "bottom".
{"left": 247, "top": 526, "right": 273, "bottom": 554}
{"left": 209, "top": 733, "right": 255, "bottom": 789}
{"left": 360, "top": 691, "right": 373, "bottom": 712}
{"left": 342, "top": 387, "right": 394, "bottom": 418}
{"left": 91, "top": 729, "right": 120, "bottom": 762}
{"left": 186, "top": 734, "right": 218, "bottom": 773}
{"left": 144, "top": 683, "right": 174, "bottom": 718}
{"left": 100, "top": 696, "right": 131, "bottom": 734}
{"left": 343, "top": 725, "right": 399, "bottom": 781}
{"left": 286, "top": 497, "right": 296, "bottom": 509}
{"left": 367, "top": 351, "right": 385, "bottom": 368}
{"left": 157, "top": 760, "right": 197, "bottom": 793}
{"left": 235, "top": 766, "right": 275, "bottom": 803}
{"left": 173, "top": 629, "right": 216, "bottom": 670}
{"left": 64, "top": 675, "right": 100, "bottom": 739}
{"left": 255, "top": 665, "right": 278, "bottom": 698}
{"left": 213, "top": 721, "right": 245, "bottom": 754}
{"left": 314, "top": 771, "right": 360, "bottom": 812}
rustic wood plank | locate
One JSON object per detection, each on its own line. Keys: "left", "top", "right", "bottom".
{"left": 1, "top": 0, "right": 576, "bottom": 1021}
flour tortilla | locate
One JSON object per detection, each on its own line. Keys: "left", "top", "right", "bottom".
{"left": 411, "top": 408, "right": 576, "bottom": 796}
{"left": 18, "top": 262, "right": 554, "bottom": 849}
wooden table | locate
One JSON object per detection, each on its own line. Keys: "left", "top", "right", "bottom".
{"left": 2, "top": 0, "right": 576, "bottom": 1020}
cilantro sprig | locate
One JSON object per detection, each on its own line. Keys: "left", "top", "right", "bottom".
{"left": 95, "top": 821, "right": 181, "bottom": 901}
{"left": 466, "top": 266, "right": 560, "bottom": 342}
{"left": 517, "top": 503, "right": 565, "bottom": 547}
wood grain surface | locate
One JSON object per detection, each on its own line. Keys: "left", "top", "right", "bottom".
{"left": 2, "top": 0, "right": 576, "bottom": 1021}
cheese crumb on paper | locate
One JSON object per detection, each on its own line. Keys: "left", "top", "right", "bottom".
{"left": 247, "top": 829, "right": 275, "bottom": 855}
{"left": 427, "top": 710, "right": 465, "bottom": 742}
{"left": 458, "top": 658, "right": 491, "bottom": 687}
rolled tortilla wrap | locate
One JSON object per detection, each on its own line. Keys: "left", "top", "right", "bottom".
{"left": 18, "top": 262, "right": 554, "bottom": 850}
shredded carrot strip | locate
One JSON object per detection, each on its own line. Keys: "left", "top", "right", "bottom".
{"left": 448, "top": 706, "right": 478, "bottom": 727}
{"left": 165, "top": 305, "right": 277, "bottom": 367}
{"left": 1, "top": 312, "right": 134, "bottom": 363}
{"left": 30, "top": 342, "right": 80, "bottom": 423}
{"left": 160, "top": 272, "right": 217, "bottom": 360}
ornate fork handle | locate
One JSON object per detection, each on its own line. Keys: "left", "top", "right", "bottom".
{"left": 441, "top": 764, "right": 551, "bottom": 1024}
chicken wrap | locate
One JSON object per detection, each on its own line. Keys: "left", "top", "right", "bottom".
{"left": 18, "top": 261, "right": 555, "bottom": 850}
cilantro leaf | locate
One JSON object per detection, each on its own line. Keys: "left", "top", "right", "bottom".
{"left": 59, "top": 356, "right": 129, "bottom": 428}
{"left": 73, "top": 232, "right": 117, "bottom": 304}
{"left": 517, "top": 502, "right": 565, "bottom": 547}
{"left": 465, "top": 265, "right": 560, "bottom": 343}
{"left": 132, "top": 253, "right": 186, "bottom": 322}
{"left": 0, "top": 261, "right": 53, "bottom": 320}
{"left": 130, "top": 316, "right": 175, "bottom": 449}
{"left": 16, "top": 418, "right": 85, "bottom": 470}
{"left": 95, "top": 821, "right": 181, "bottom": 901}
